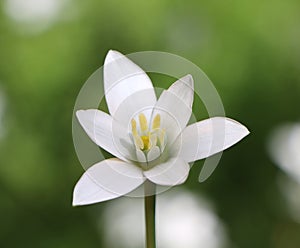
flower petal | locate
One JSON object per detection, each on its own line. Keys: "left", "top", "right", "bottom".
{"left": 168, "top": 74, "right": 194, "bottom": 110}
{"left": 147, "top": 146, "right": 160, "bottom": 162}
{"left": 151, "top": 75, "right": 194, "bottom": 144}
{"left": 104, "top": 50, "right": 156, "bottom": 117}
{"left": 144, "top": 157, "right": 190, "bottom": 186}
{"left": 177, "top": 117, "right": 250, "bottom": 162}
{"left": 136, "top": 150, "right": 146, "bottom": 163}
{"left": 76, "top": 109, "right": 130, "bottom": 161}
{"left": 111, "top": 90, "right": 155, "bottom": 130}
{"left": 73, "top": 158, "right": 145, "bottom": 206}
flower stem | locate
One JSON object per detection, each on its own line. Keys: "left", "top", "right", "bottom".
{"left": 144, "top": 180, "right": 156, "bottom": 248}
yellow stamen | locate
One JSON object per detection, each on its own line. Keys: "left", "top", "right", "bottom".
{"left": 132, "top": 118, "right": 144, "bottom": 149}
{"left": 152, "top": 114, "right": 161, "bottom": 129}
{"left": 131, "top": 113, "right": 165, "bottom": 153}
{"left": 141, "top": 135, "right": 151, "bottom": 150}
{"left": 131, "top": 119, "right": 138, "bottom": 135}
{"left": 139, "top": 113, "right": 148, "bottom": 132}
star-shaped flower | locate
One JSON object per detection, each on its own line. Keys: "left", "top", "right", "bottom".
{"left": 73, "top": 50, "right": 249, "bottom": 206}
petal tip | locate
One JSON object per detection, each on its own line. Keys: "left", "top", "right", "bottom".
{"left": 181, "top": 74, "right": 194, "bottom": 86}
{"left": 108, "top": 49, "right": 119, "bottom": 53}
{"left": 72, "top": 190, "right": 82, "bottom": 207}
{"left": 244, "top": 127, "right": 250, "bottom": 136}
{"left": 72, "top": 185, "right": 98, "bottom": 207}
{"left": 72, "top": 198, "right": 80, "bottom": 207}
{"left": 226, "top": 117, "right": 250, "bottom": 137}
{"left": 105, "top": 50, "right": 124, "bottom": 64}
{"left": 72, "top": 182, "right": 88, "bottom": 206}
{"left": 75, "top": 109, "right": 84, "bottom": 118}
{"left": 185, "top": 74, "right": 194, "bottom": 82}
{"left": 75, "top": 109, "right": 93, "bottom": 124}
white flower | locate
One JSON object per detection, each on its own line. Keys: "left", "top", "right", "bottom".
{"left": 73, "top": 50, "right": 249, "bottom": 206}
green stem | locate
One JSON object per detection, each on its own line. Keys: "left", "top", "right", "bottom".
{"left": 144, "top": 180, "right": 156, "bottom": 248}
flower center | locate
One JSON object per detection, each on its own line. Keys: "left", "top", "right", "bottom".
{"left": 140, "top": 135, "right": 150, "bottom": 150}
{"left": 131, "top": 113, "right": 166, "bottom": 162}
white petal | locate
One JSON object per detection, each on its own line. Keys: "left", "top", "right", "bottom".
{"left": 76, "top": 109, "right": 130, "bottom": 161}
{"left": 177, "top": 117, "right": 250, "bottom": 162}
{"left": 144, "top": 158, "right": 190, "bottom": 186}
{"left": 147, "top": 146, "right": 160, "bottom": 162}
{"left": 112, "top": 90, "right": 155, "bottom": 129}
{"left": 168, "top": 74, "right": 194, "bottom": 110}
{"left": 136, "top": 150, "right": 146, "bottom": 163}
{"left": 104, "top": 50, "right": 156, "bottom": 117}
{"left": 73, "top": 158, "right": 145, "bottom": 206}
{"left": 151, "top": 75, "right": 194, "bottom": 144}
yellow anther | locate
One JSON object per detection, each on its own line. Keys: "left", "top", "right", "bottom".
{"left": 139, "top": 113, "right": 148, "bottom": 132}
{"left": 131, "top": 119, "right": 138, "bottom": 135}
{"left": 141, "top": 135, "right": 151, "bottom": 151}
{"left": 152, "top": 114, "right": 161, "bottom": 129}
{"left": 131, "top": 113, "right": 165, "bottom": 154}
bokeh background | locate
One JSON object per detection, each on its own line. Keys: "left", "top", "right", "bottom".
{"left": 0, "top": 0, "right": 300, "bottom": 247}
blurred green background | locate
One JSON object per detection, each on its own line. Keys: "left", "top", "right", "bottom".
{"left": 0, "top": 0, "right": 300, "bottom": 247}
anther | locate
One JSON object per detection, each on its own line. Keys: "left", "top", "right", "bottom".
{"left": 152, "top": 114, "right": 160, "bottom": 129}
{"left": 139, "top": 113, "right": 148, "bottom": 132}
